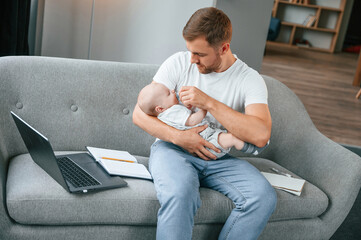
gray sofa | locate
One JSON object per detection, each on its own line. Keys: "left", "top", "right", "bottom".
{"left": 0, "top": 56, "right": 360, "bottom": 240}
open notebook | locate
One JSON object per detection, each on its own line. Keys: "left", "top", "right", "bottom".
{"left": 87, "top": 146, "right": 152, "bottom": 180}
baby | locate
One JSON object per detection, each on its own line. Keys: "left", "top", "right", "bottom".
{"left": 137, "top": 82, "right": 268, "bottom": 158}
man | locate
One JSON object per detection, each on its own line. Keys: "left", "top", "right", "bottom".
{"left": 133, "top": 7, "right": 277, "bottom": 240}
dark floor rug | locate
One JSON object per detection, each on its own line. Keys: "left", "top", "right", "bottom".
{"left": 330, "top": 144, "right": 361, "bottom": 240}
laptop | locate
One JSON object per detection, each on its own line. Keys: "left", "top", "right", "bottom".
{"left": 11, "top": 111, "right": 128, "bottom": 193}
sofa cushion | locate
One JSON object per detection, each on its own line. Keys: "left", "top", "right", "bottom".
{"left": 6, "top": 152, "right": 328, "bottom": 225}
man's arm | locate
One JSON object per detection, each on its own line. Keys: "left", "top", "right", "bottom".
{"left": 209, "top": 101, "right": 271, "bottom": 147}
{"left": 185, "top": 109, "right": 207, "bottom": 126}
{"left": 132, "top": 104, "right": 220, "bottom": 160}
{"left": 179, "top": 86, "right": 271, "bottom": 147}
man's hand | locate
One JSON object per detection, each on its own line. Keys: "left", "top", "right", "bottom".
{"left": 174, "top": 124, "right": 220, "bottom": 161}
{"left": 179, "top": 86, "right": 212, "bottom": 110}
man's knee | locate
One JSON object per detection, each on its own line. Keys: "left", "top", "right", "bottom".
{"left": 231, "top": 181, "right": 276, "bottom": 217}
{"left": 253, "top": 182, "right": 277, "bottom": 216}
{"left": 233, "top": 180, "right": 277, "bottom": 217}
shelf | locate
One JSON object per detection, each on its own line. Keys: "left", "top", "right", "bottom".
{"left": 278, "top": 0, "right": 342, "bottom": 11}
{"left": 297, "top": 45, "right": 333, "bottom": 52}
{"left": 281, "top": 21, "right": 337, "bottom": 33}
{"left": 266, "top": 40, "right": 333, "bottom": 53}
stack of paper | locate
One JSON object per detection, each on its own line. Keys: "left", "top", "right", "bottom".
{"left": 87, "top": 146, "right": 152, "bottom": 180}
{"left": 261, "top": 172, "right": 305, "bottom": 196}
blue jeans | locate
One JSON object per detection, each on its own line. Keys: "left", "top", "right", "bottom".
{"left": 149, "top": 140, "right": 277, "bottom": 240}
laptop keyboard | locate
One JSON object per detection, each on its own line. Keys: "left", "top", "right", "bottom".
{"left": 57, "top": 157, "right": 101, "bottom": 188}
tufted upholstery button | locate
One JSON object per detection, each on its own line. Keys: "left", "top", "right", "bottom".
{"left": 16, "top": 102, "right": 23, "bottom": 109}
{"left": 71, "top": 105, "right": 78, "bottom": 112}
{"left": 122, "top": 108, "right": 130, "bottom": 115}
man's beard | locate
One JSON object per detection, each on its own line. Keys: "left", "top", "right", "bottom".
{"left": 196, "top": 54, "right": 222, "bottom": 74}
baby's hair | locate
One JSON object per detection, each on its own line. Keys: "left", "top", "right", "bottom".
{"left": 138, "top": 83, "right": 167, "bottom": 116}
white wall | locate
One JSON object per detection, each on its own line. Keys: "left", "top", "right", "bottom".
{"left": 39, "top": 0, "right": 273, "bottom": 71}
{"left": 41, "top": 0, "right": 93, "bottom": 59}
{"left": 90, "top": 0, "right": 214, "bottom": 64}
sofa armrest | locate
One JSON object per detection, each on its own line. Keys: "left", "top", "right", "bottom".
{"left": 273, "top": 127, "right": 361, "bottom": 237}
{"left": 259, "top": 75, "right": 361, "bottom": 238}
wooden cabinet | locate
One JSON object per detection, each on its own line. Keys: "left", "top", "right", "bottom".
{"left": 268, "top": 0, "right": 346, "bottom": 52}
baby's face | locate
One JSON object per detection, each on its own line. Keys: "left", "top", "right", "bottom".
{"left": 160, "top": 88, "right": 179, "bottom": 110}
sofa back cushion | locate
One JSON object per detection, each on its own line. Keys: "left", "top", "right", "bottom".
{"left": 0, "top": 56, "right": 157, "bottom": 160}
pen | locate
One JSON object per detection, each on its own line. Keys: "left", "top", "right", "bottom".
{"left": 101, "top": 157, "right": 135, "bottom": 163}
{"left": 270, "top": 167, "right": 292, "bottom": 178}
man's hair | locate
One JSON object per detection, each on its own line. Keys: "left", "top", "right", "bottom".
{"left": 183, "top": 7, "right": 232, "bottom": 48}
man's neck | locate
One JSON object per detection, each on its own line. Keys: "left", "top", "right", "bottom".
{"left": 216, "top": 50, "right": 237, "bottom": 73}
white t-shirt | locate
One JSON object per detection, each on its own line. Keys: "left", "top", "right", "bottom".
{"left": 158, "top": 104, "right": 207, "bottom": 130}
{"left": 153, "top": 51, "right": 268, "bottom": 129}
{"left": 158, "top": 104, "right": 192, "bottom": 130}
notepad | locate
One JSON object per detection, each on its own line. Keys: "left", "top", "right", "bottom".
{"left": 261, "top": 172, "right": 305, "bottom": 196}
{"left": 87, "top": 146, "right": 152, "bottom": 180}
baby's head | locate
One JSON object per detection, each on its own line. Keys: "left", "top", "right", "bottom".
{"left": 138, "top": 82, "right": 179, "bottom": 116}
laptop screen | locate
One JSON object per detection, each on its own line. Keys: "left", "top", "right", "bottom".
{"left": 11, "top": 111, "right": 69, "bottom": 190}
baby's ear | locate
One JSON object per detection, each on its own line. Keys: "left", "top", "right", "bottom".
{"left": 155, "top": 106, "right": 165, "bottom": 113}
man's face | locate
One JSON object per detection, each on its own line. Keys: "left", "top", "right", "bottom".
{"left": 186, "top": 36, "right": 222, "bottom": 74}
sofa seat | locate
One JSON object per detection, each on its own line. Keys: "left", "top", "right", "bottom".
{"left": 6, "top": 152, "right": 328, "bottom": 226}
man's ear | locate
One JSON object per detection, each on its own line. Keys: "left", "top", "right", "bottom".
{"left": 155, "top": 106, "right": 165, "bottom": 113}
{"left": 220, "top": 43, "right": 230, "bottom": 55}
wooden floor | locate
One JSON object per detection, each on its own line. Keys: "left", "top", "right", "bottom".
{"left": 261, "top": 44, "right": 361, "bottom": 146}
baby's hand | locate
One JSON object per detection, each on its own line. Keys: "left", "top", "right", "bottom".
{"left": 185, "top": 104, "right": 193, "bottom": 110}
